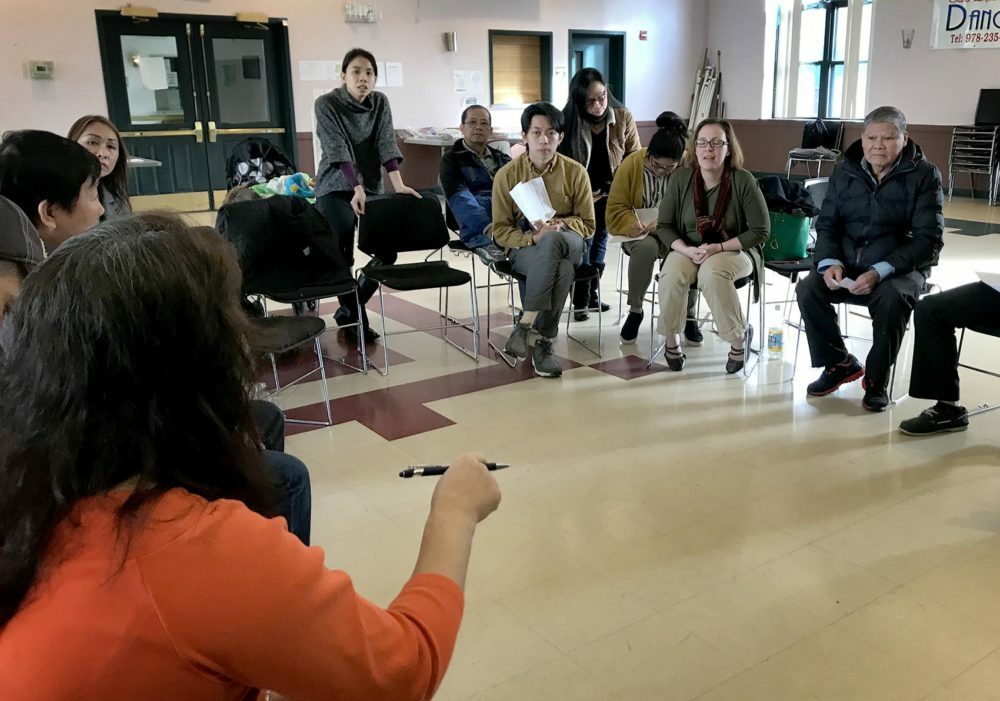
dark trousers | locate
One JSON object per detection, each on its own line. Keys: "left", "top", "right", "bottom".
{"left": 573, "top": 199, "right": 608, "bottom": 308}
{"left": 796, "top": 269, "right": 924, "bottom": 386}
{"left": 315, "top": 191, "right": 397, "bottom": 316}
{"left": 908, "top": 282, "right": 1000, "bottom": 402}
{"left": 250, "top": 400, "right": 312, "bottom": 545}
{"left": 508, "top": 231, "right": 586, "bottom": 338}
{"left": 586, "top": 197, "right": 609, "bottom": 266}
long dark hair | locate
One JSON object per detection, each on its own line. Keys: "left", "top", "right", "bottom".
{"left": 67, "top": 115, "right": 132, "bottom": 212}
{"left": 558, "top": 67, "right": 623, "bottom": 159}
{"left": 0, "top": 212, "right": 276, "bottom": 627}
{"left": 0, "top": 130, "right": 100, "bottom": 227}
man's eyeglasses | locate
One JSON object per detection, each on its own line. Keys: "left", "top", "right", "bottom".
{"left": 586, "top": 93, "right": 607, "bottom": 106}
{"left": 695, "top": 139, "right": 728, "bottom": 150}
{"left": 527, "top": 129, "right": 560, "bottom": 140}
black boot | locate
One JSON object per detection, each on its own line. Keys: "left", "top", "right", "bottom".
{"left": 572, "top": 276, "right": 590, "bottom": 321}
{"left": 587, "top": 264, "right": 611, "bottom": 313}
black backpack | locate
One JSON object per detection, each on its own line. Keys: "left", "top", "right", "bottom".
{"left": 801, "top": 119, "right": 830, "bottom": 150}
{"left": 225, "top": 137, "right": 297, "bottom": 190}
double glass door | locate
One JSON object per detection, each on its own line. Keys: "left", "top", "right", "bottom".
{"left": 96, "top": 11, "right": 296, "bottom": 210}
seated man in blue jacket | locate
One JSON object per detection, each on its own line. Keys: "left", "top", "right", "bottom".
{"left": 439, "top": 105, "right": 511, "bottom": 265}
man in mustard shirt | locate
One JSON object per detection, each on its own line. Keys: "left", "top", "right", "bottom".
{"left": 491, "top": 102, "right": 596, "bottom": 378}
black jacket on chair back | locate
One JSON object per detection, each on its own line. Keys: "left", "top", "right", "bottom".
{"left": 216, "top": 195, "right": 351, "bottom": 296}
{"left": 813, "top": 138, "right": 944, "bottom": 277}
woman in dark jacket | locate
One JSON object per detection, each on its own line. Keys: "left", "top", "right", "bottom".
{"left": 559, "top": 68, "right": 641, "bottom": 319}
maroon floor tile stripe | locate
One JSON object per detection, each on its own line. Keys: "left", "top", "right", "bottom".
{"left": 284, "top": 360, "right": 545, "bottom": 439}
{"left": 588, "top": 355, "right": 670, "bottom": 380}
{"left": 267, "top": 285, "right": 668, "bottom": 439}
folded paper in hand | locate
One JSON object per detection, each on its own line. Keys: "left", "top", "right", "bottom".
{"left": 610, "top": 207, "right": 658, "bottom": 244}
{"left": 510, "top": 178, "right": 555, "bottom": 225}
{"left": 635, "top": 207, "right": 658, "bottom": 226}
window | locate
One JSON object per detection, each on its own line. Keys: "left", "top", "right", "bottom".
{"left": 488, "top": 31, "right": 552, "bottom": 106}
{"left": 768, "top": 0, "right": 873, "bottom": 119}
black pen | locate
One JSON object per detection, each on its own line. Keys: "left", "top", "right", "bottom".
{"left": 399, "top": 462, "right": 511, "bottom": 478}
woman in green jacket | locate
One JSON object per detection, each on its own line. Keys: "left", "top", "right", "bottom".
{"left": 654, "top": 119, "right": 769, "bottom": 374}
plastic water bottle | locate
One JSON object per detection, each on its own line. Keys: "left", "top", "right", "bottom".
{"left": 767, "top": 326, "right": 784, "bottom": 360}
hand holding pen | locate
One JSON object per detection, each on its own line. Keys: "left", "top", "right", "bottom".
{"left": 399, "top": 462, "right": 510, "bottom": 478}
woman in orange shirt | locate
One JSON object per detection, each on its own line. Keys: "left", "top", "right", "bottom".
{"left": 0, "top": 213, "right": 501, "bottom": 701}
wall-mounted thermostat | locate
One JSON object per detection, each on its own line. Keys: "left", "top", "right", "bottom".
{"left": 29, "top": 61, "right": 54, "bottom": 80}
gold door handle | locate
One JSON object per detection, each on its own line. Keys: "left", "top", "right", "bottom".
{"left": 208, "top": 120, "right": 218, "bottom": 143}
{"left": 213, "top": 127, "right": 286, "bottom": 137}
{"left": 121, "top": 123, "right": 205, "bottom": 144}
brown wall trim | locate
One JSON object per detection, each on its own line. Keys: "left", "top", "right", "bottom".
{"left": 636, "top": 120, "right": 955, "bottom": 181}
{"left": 298, "top": 120, "right": 961, "bottom": 194}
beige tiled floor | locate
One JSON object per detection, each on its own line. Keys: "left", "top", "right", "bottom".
{"left": 195, "top": 199, "right": 1000, "bottom": 698}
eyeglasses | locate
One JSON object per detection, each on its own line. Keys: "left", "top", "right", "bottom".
{"left": 527, "top": 129, "right": 559, "bottom": 140}
{"left": 586, "top": 92, "right": 607, "bottom": 106}
{"left": 647, "top": 157, "right": 678, "bottom": 173}
{"left": 695, "top": 138, "right": 728, "bottom": 150}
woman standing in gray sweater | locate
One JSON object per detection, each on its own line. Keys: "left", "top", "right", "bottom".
{"left": 314, "top": 48, "right": 420, "bottom": 342}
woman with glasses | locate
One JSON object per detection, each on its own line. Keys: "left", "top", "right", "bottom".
{"left": 606, "top": 112, "right": 697, "bottom": 344}
{"left": 654, "top": 118, "right": 769, "bottom": 373}
{"left": 559, "top": 68, "right": 641, "bottom": 320}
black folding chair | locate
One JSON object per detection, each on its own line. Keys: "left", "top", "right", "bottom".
{"left": 357, "top": 195, "right": 480, "bottom": 374}
{"left": 249, "top": 315, "right": 333, "bottom": 426}
{"left": 217, "top": 196, "right": 368, "bottom": 424}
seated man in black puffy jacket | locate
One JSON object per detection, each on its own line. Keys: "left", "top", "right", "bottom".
{"left": 797, "top": 106, "right": 944, "bottom": 412}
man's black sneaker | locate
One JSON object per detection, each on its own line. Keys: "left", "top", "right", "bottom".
{"left": 899, "top": 403, "right": 970, "bottom": 436}
{"left": 684, "top": 319, "right": 704, "bottom": 345}
{"left": 620, "top": 310, "right": 644, "bottom": 344}
{"left": 806, "top": 355, "right": 865, "bottom": 396}
{"left": 861, "top": 377, "right": 889, "bottom": 412}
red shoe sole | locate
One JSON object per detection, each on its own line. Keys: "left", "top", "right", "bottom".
{"left": 807, "top": 367, "right": 866, "bottom": 397}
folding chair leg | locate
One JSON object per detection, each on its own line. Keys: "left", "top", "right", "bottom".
{"left": 372, "top": 286, "right": 389, "bottom": 376}
{"left": 441, "top": 284, "right": 480, "bottom": 362}
{"left": 970, "top": 403, "right": 1000, "bottom": 417}
{"left": 271, "top": 337, "right": 335, "bottom": 428}
{"left": 488, "top": 274, "right": 517, "bottom": 368}
{"left": 616, "top": 247, "right": 626, "bottom": 323}
{"left": 316, "top": 337, "right": 333, "bottom": 425}
{"left": 648, "top": 276, "right": 663, "bottom": 368}
{"left": 741, "top": 284, "right": 764, "bottom": 378}
{"left": 271, "top": 353, "right": 281, "bottom": 392}
{"left": 564, "top": 276, "right": 603, "bottom": 359}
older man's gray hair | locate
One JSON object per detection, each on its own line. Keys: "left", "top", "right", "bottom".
{"left": 863, "top": 106, "right": 907, "bottom": 135}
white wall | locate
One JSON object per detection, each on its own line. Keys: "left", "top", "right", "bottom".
{"left": 0, "top": 0, "right": 708, "bottom": 135}
{"left": 867, "top": 0, "right": 1000, "bottom": 125}
{"left": 707, "top": 0, "right": 767, "bottom": 120}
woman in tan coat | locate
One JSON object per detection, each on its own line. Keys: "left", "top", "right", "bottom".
{"left": 559, "top": 68, "right": 641, "bottom": 319}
